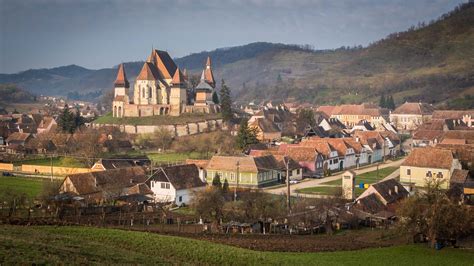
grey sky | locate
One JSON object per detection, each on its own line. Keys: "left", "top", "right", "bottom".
{"left": 0, "top": 0, "right": 465, "bottom": 73}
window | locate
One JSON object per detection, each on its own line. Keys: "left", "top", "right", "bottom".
{"left": 406, "top": 169, "right": 411, "bottom": 175}
{"left": 179, "top": 196, "right": 183, "bottom": 202}
{"left": 297, "top": 169, "right": 300, "bottom": 175}
{"left": 437, "top": 172, "right": 443, "bottom": 178}
{"left": 161, "top": 182, "right": 170, "bottom": 189}
{"left": 334, "top": 159, "right": 338, "bottom": 164}
{"left": 230, "top": 173, "right": 235, "bottom": 181}
{"left": 426, "top": 171, "right": 432, "bottom": 178}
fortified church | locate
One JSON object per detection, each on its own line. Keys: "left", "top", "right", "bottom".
{"left": 112, "top": 49, "right": 219, "bottom": 117}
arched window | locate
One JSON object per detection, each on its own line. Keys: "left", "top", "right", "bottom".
{"left": 142, "top": 87, "right": 145, "bottom": 98}
{"left": 148, "top": 86, "right": 152, "bottom": 98}
{"left": 118, "top": 106, "right": 122, "bottom": 117}
{"left": 113, "top": 106, "right": 117, "bottom": 117}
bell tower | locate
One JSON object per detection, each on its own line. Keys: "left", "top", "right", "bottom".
{"left": 170, "top": 68, "right": 187, "bottom": 116}
{"left": 112, "top": 64, "right": 129, "bottom": 117}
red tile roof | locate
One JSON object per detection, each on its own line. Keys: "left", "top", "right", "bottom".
{"left": 137, "top": 62, "right": 159, "bottom": 81}
{"left": 402, "top": 147, "right": 454, "bottom": 169}
{"left": 114, "top": 64, "right": 129, "bottom": 88}
{"left": 171, "top": 68, "right": 185, "bottom": 85}
{"left": 392, "top": 102, "right": 434, "bottom": 115}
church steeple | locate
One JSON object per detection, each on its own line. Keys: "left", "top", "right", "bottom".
{"left": 204, "top": 56, "right": 215, "bottom": 88}
{"left": 114, "top": 64, "right": 129, "bottom": 88}
{"left": 171, "top": 68, "right": 185, "bottom": 85}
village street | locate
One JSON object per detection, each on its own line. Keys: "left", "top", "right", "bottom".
{"left": 264, "top": 158, "right": 405, "bottom": 197}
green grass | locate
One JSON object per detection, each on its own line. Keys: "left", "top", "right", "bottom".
{"left": 299, "top": 167, "right": 398, "bottom": 196}
{"left": 147, "top": 152, "right": 204, "bottom": 163}
{"left": 0, "top": 176, "right": 45, "bottom": 199}
{"left": 0, "top": 226, "right": 472, "bottom": 265}
{"left": 93, "top": 112, "right": 222, "bottom": 125}
{"left": 16, "top": 157, "right": 87, "bottom": 168}
{"left": 171, "top": 207, "right": 196, "bottom": 216}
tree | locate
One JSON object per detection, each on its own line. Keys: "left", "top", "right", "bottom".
{"left": 296, "top": 108, "right": 316, "bottom": 135}
{"left": 379, "top": 94, "right": 386, "bottom": 108}
{"left": 219, "top": 79, "right": 233, "bottom": 122}
{"left": 236, "top": 118, "right": 259, "bottom": 150}
{"left": 212, "top": 91, "right": 219, "bottom": 104}
{"left": 57, "top": 104, "right": 75, "bottom": 133}
{"left": 398, "top": 179, "right": 474, "bottom": 247}
{"left": 73, "top": 106, "right": 85, "bottom": 130}
{"left": 192, "top": 187, "right": 225, "bottom": 224}
{"left": 222, "top": 178, "right": 229, "bottom": 194}
{"left": 154, "top": 127, "right": 173, "bottom": 151}
{"left": 387, "top": 95, "right": 396, "bottom": 110}
{"left": 212, "top": 173, "right": 222, "bottom": 188}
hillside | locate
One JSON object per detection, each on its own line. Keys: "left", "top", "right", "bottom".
{"left": 0, "top": 84, "right": 36, "bottom": 103}
{"left": 1, "top": 226, "right": 472, "bottom": 265}
{"left": 0, "top": 2, "right": 472, "bottom": 105}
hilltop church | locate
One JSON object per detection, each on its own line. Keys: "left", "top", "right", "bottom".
{"left": 112, "top": 49, "right": 219, "bottom": 117}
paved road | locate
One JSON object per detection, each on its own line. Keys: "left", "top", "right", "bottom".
{"left": 264, "top": 158, "right": 405, "bottom": 196}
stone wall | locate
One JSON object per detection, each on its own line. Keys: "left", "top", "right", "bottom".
{"left": 0, "top": 163, "right": 13, "bottom": 171}
{"left": 21, "top": 165, "right": 101, "bottom": 176}
{"left": 92, "top": 119, "right": 223, "bottom": 137}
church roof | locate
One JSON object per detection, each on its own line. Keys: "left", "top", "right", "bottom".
{"left": 114, "top": 64, "right": 129, "bottom": 88}
{"left": 171, "top": 68, "right": 185, "bottom": 85}
{"left": 137, "top": 62, "right": 160, "bottom": 81}
{"left": 147, "top": 49, "right": 178, "bottom": 80}
{"left": 204, "top": 56, "right": 216, "bottom": 88}
{"left": 196, "top": 70, "right": 213, "bottom": 91}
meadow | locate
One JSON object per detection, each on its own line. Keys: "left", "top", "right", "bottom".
{"left": 0, "top": 225, "right": 472, "bottom": 265}
{"left": 0, "top": 176, "right": 46, "bottom": 199}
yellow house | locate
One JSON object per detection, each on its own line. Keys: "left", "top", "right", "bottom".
{"left": 400, "top": 147, "right": 462, "bottom": 189}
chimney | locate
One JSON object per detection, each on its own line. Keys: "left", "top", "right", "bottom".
{"left": 394, "top": 185, "right": 398, "bottom": 194}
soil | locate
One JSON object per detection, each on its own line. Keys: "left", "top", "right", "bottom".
{"left": 141, "top": 228, "right": 408, "bottom": 252}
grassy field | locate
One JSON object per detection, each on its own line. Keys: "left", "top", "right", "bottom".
{"left": 0, "top": 176, "right": 46, "bottom": 199}
{"left": 297, "top": 167, "right": 398, "bottom": 196}
{"left": 147, "top": 152, "right": 204, "bottom": 163}
{"left": 94, "top": 112, "right": 222, "bottom": 125}
{"left": 0, "top": 226, "right": 472, "bottom": 265}
{"left": 15, "top": 157, "right": 87, "bottom": 168}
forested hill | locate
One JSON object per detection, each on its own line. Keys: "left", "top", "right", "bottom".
{"left": 0, "top": 2, "right": 473, "bottom": 106}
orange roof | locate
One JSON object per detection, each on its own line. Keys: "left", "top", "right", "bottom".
{"left": 171, "top": 68, "right": 185, "bottom": 85}
{"left": 137, "top": 62, "right": 159, "bottom": 81}
{"left": 114, "top": 64, "right": 129, "bottom": 88}
{"left": 392, "top": 102, "right": 434, "bottom": 115}
{"left": 204, "top": 56, "right": 215, "bottom": 88}
{"left": 147, "top": 49, "right": 178, "bottom": 80}
{"left": 402, "top": 147, "right": 453, "bottom": 169}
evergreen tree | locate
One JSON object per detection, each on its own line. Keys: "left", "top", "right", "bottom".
{"left": 212, "top": 173, "right": 222, "bottom": 188}
{"left": 58, "top": 104, "right": 75, "bottom": 133}
{"left": 379, "top": 94, "right": 386, "bottom": 108}
{"left": 212, "top": 90, "right": 219, "bottom": 104}
{"left": 236, "top": 118, "right": 259, "bottom": 150}
{"left": 222, "top": 178, "right": 229, "bottom": 193}
{"left": 219, "top": 79, "right": 233, "bottom": 122}
{"left": 73, "top": 106, "right": 85, "bottom": 131}
{"left": 387, "top": 95, "right": 396, "bottom": 110}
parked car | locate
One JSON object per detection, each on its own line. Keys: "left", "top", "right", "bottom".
{"left": 289, "top": 179, "right": 300, "bottom": 184}
{"left": 2, "top": 172, "right": 13, "bottom": 176}
{"left": 311, "top": 173, "right": 323, "bottom": 179}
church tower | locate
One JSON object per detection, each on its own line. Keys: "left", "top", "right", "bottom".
{"left": 194, "top": 70, "right": 213, "bottom": 106}
{"left": 134, "top": 62, "right": 160, "bottom": 105}
{"left": 170, "top": 68, "right": 187, "bottom": 116}
{"left": 112, "top": 64, "right": 129, "bottom": 117}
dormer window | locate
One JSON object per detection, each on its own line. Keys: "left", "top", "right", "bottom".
{"left": 426, "top": 171, "right": 432, "bottom": 178}
{"left": 436, "top": 172, "right": 443, "bottom": 178}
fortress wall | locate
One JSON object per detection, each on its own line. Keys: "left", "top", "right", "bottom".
{"left": 188, "top": 123, "right": 199, "bottom": 135}
{"left": 197, "top": 121, "right": 208, "bottom": 133}
{"left": 176, "top": 124, "right": 189, "bottom": 136}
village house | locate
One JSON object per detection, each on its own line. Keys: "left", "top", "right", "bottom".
{"left": 353, "top": 131, "right": 385, "bottom": 163}
{"left": 400, "top": 147, "right": 462, "bottom": 190}
{"left": 147, "top": 164, "right": 206, "bottom": 206}
{"left": 318, "top": 117, "right": 348, "bottom": 138}
{"left": 296, "top": 140, "right": 341, "bottom": 172}
{"left": 354, "top": 178, "right": 409, "bottom": 217}
{"left": 59, "top": 166, "right": 153, "bottom": 204}
{"left": 249, "top": 118, "right": 282, "bottom": 142}
{"left": 432, "top": 110, "right": 474, "bottom": 127}
{"left": 91, "top": 158, "right": 148, "bottom": 171}
{"left": 206, "top": 155, "right": 281, "bottom": 188}
{"left": 390, "top": 102, "right": 434, "bottom": 133}
{"left": 248, "top": 149, "right": 304, "bottom": 180}
{"left": 317, "top": 104, "right": 389, "bottom": 129}
{"left": 5, "top": 132, "right": 34, "bottom": 154}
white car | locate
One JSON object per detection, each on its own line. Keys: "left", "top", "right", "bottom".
{"left": 289, "top": 179, "right": 300, "bottom": 184}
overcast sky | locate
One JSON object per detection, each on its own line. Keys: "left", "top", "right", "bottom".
{"left": 0, "top": 0, "right": 465, "bottom": 73}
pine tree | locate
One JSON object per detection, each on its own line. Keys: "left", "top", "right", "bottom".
{"left": 58, "top": 104, "right": 75, "bottom": 133}
{"left": 237, "top": 118, "right": 259, "bottom": 150}
{"left": 212, "top": 91, "right": 219, "bottom": 104}
{"left": 212, "top": 173, "right": 222, "bottom": 188}
{"left": 219, "top": 79, "right": 233, "bottom": 122}
{"left": 222, "top": 178, "right": 229, "bottom": 193}
{"left": 73, "top": 106, "right": 85, "bottom": 131}
{"left": 387, "top": 95, "right": 396, "bottom": 110}
{"left": 379, "top": 94, "right": 386, "bottom": 108}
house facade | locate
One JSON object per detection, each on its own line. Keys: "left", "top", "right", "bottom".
{"left": 206, "top": 155, "right": 280, "bottom": 187}
{"left": 400, "top": 147, "right": 462, "bottom": 189}
{"left": 148, "top": 164, "right": 206, "bottom": 205}
{"left": 390, "top": 102, "right": 434, "bottom": 133}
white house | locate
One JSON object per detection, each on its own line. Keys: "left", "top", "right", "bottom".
{"left": 148, "top": 164, "right": 206, "bottom": 206}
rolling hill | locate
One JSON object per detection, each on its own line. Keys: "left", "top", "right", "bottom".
{"left": 0, "top": 2, "right": 473, "bottom": 106}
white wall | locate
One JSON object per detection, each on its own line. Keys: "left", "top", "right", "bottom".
{"left": 150, "top": 181, "right": 176, "bottom": 203}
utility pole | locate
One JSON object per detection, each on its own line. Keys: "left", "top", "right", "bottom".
{"left": 50, "top": 154, "right": 53, "bottom": 182}
{"left": 234, "top": 161, "right": 240, "bottom": 202}
{"left": 285, "top": 156, "right": 291, "bottom": 213}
